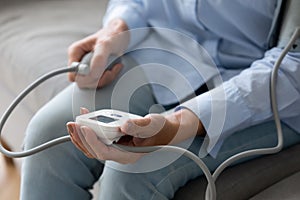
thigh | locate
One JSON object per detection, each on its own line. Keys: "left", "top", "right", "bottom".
{"left": 21, "top": 53, "right": 158, "bottom": 200}
{"left": 21, "top": 84, "right": 104, "bottom": 200}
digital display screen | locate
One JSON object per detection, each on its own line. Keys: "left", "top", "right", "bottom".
{"left": 90, "top": 115, "right": 118, "bottom": 124}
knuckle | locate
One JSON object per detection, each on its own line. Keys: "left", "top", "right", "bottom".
{"left": 93, "top": 53, "right": 107, "bottom": 63}
{"left": 96, "top": 37, "right": 113, "bottom": 49}
{"left": 68, "top": 42, "right": 79, "bottom": 55}
{"left": 96, "top": 153, "right": 105, "bottom": 161}
{"left": 76, "top": 82, "right": 87, "bottom": 89}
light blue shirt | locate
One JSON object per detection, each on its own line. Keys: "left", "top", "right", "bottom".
{"left": 103, "top": 0, "right": 300, "bottom": 155}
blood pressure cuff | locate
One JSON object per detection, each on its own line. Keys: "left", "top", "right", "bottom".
{"left": 276, "top": 0, "right": 300, "bottom": 52}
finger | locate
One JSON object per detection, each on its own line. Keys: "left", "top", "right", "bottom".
{"left": 76, "top": 126, "right": 98, "bottom": 158}
{"left": 120, "top": 114, "right": 166, "bottom": 138}
{"left": 74, "top": 74, "right": 99, "bottom": 89}
{"left": 80, "top": 126, "right": 110, "bottom": 161}
{"left": 68, "top": 34, "right": 97, "bottom": 65}
{"left": 97, "top": 70, "right": 113, "bottom": 88}
{"left": 68, "top": 34, "right": 97, "bottom": 82}
{"left": 111, "top": 63, "right": 123, "bottom": 77}
{"left": 120, "top": 117, "right": 150, "bottom": 137}
{"left": 89, "top": 43, "right": 111, "bottom": 80}
{"left": 81, "top": 126, "right": 142, "bottom": 164}
{"left": 69, "top": 131, "right": 84, "bottom": 151}
{"left": 69, "top": 132, "right": 94, "bottom": 158}
{"left": 98, "top": 63, "right": 123, "bottom": 87}
{"left": 67, "top": 123, "right": 95, "bottom": 158}
{"left": 74, "top": 45, "right": 115, "bottom": 88}
{"left": 66, "top": 122, "right": 94, "bottom": 158}
{"left": 131, "top": 137, "right": 147, "bottom": 146}
{"left": 80, "top": 107, "right": 90, "bottom": 115}
{"left": 67, "top": 122, "right": 85, "bottom": 150}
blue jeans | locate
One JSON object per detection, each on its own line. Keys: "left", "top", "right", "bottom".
{"left": 20, "top": 57, "right": 300, "bottom": 200}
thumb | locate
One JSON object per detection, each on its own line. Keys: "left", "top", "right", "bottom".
{"left": 67, "top": 34, "right": 97, "bottom": 82}
{"left": 120, "top": 114, "right": 166, "bottom": 138}
{"left": 88, "top": 44, "right": 111, "bottom": 80}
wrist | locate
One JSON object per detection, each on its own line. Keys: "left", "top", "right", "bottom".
{"left": 105, "top": 18, "right": 128, "bottom": 34}
{"left": 96, "top": 18, "right": 129, "bottom": 55}
{"left": 173, "top": 109, "right": 206, "bottom": 137}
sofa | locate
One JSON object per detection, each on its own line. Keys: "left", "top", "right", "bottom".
{"left": 1, "top": 0, "right": 300, "bottom": 199}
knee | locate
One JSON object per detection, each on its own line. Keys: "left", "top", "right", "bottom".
{"left": 24, "top": 105, "right": 72, "bottom": 150}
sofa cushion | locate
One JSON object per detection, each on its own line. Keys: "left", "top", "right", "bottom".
{"left": 250, "top": 171, "right": 300, "bottom": 200}
{"left": 0, "top": 0, "right": 108, "bottom": 112}
{"left": 173, "top": 143, "right": 300, "bottom": 200}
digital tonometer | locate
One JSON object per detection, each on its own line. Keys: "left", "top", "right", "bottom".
{"left": 76, "top": 109, "right": 142, "bottom": 144}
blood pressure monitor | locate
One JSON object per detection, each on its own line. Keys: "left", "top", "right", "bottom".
{"left": 75, "top": 109, "right": 142, "bottom": 144}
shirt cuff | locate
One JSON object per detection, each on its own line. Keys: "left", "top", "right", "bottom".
{"left": 103, "top": 5, "right": 148, "bottom": 30}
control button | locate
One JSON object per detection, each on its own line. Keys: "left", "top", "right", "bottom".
{"left": 111, "top": 113, "right": 122, "bottom": 118}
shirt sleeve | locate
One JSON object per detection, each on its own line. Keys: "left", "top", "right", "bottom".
{"left": 103, "top": 0, "right": 148, "bottom": 30}
{"left": 176, "top": 47, "right": 300, "bottom": 156}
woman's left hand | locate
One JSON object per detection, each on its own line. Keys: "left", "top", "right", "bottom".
{"left": 66, "top": 108, "right": 205, "bottom": 164}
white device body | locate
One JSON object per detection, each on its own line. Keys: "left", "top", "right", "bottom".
{"left": 75, "top": 109, "right": 142, "bottom": 145}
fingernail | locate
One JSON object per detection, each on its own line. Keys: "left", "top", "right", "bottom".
{"left": 80, "top": 107, "right": 84, "bottom": 114}
{"left": 80, "top": 107, "right": 89, "bottom": 115}
{"left": 66, "top": 123, "right": 74, "bottom": 134}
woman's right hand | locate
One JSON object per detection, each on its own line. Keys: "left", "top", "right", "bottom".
{"left": 68, "top": 19, "right": 129, "bottom": 89}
